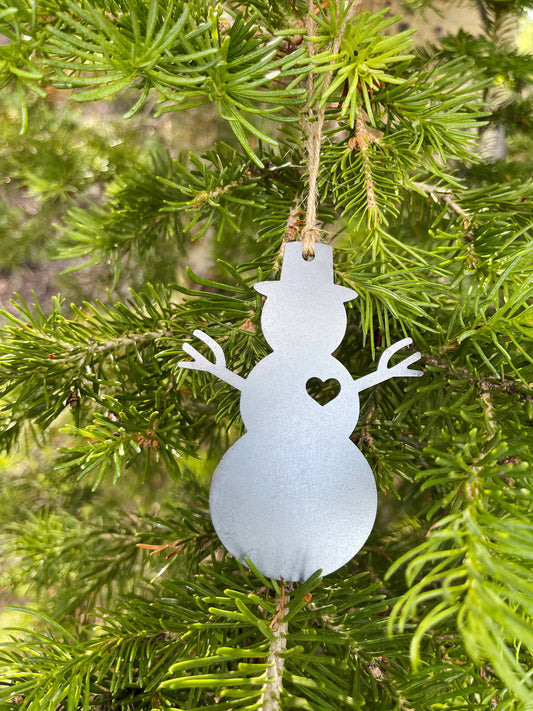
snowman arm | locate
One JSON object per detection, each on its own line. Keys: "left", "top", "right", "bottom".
{"left": 354, "top": 338, "right": 423, "bottom": 392}
{"left": 178, "top": 329, "right": 245, "bottom": 391}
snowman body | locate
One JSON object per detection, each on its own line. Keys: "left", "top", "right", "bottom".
{"left": 210, "top": 351, "right": 377, "bottom": 581}
{"left": 179, "top": 243, "right": 422, "bottom": 581}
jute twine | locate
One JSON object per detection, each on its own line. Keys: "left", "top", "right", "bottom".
{"left": 301, "top": 0, "right": 360, "bottom": 257}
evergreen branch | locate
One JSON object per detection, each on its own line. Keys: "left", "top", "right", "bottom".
{"left": 377, "top": 56, "right": 487, "bottom": 162}
{"left": 322, "top": 126, "right": 404, "bottom": 234}
{"left": 224, "top": 0, "right": 307, "bottom": 33}
{"left": 2, "top": 2, "right": 308, "bottom": 163}
{"left": 1, "top": 2, "right": 532, "bottom": 708}
{"left": 261, "top": 584, "right": 291, "bottom": 711}
{"left": 0, "top": 542, "right": 511, "bottom": 709}
{"left": 57, "top": 144, "right": 187, "bottom": 274}
{"left": 388, "top": 430, "right": 533, "bottom": 704}
{"left": 0, "top": 5, "right": 46, "bottom": 131}
{"left": 58, "top": 143, "right": 305, "bottom": 268}
{"left": 424, "top": 354, "right": 533, "bottom": 403}
{"left": 318, "top": 53, "right": 487, "bottom": 243}
{"left": 301, "top": 0, "right": 361, "bottom": 254}
{"left": 348, "top": 114, "right": 380, "bottom": 222}
{"left": 311, "top": 8, "right": 415, "bottom": 128}
{"left": 2, "top": 509, "right": 149, "bottom": 619}
{"left": 437, "top": 28, "right": 533, "bottom": 88}
{"left": 412, "top": 181, "right": 471, "bottom": 227}
{"left": 0, "top": 562, "right": 393, "bottom": 707}
{"left": 0, "top": 288, "right": 203, "bottom": 480}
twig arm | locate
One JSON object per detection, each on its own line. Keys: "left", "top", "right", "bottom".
{"left": 178, "top": 329, "right": 245, "bottom": 391}
{"left": 354, "top": 338, "right": 423, "bottom": 392}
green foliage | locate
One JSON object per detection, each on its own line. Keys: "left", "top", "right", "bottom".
{"left": 0, "top": 90, "right": 146, "bottom": 269}
{"left": 313, "top": 8, "right": 415, "bottom": 126}
{"left": 0, "top": 0, "right": 308, "bottom": 165}
{"left": 57, "top": 140, "right": 310, "bottom": 277}
{"left": 5, "top": 507, "right": 148, "bottom": 616}
{"left": 58, "top": 144, "right": 188, "bottom": 279}
{"left": 0, "top": 0, "right": 532, "bottom": 709}
{"left": 0, "top": 4, "right": 46, "bottom": 133}
{"left": 0, "top": 560, "right": 509, "bottom": 710}
{"left": 388, "top": 432, "right": 533, "bottom": 702}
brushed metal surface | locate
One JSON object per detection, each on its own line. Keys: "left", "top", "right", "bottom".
{"left": 179, "top": 242, "right": 422, "bottom": 581}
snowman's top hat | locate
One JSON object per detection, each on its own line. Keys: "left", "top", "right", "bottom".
{"left": 254, "top": 242, "right": 357, "bottom": 302}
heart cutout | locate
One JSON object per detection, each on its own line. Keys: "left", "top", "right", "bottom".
{"left": 306, "top": 377, "right": 341, "bottom": 406}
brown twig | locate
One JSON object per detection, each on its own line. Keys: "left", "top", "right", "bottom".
{"left": 413, "top": 182, "right": 471, "bottom": 228}
{"left": 349, "top": 114, "right": 380, "bottom": 218}
{"left": 424, "top": 353, "right": 533, "bottom": 402}
{"left": 270, "top": 582, "right": 287, "bottom": 628}
{"left": 137, "top": 540, "right": 185, "bottom": 559}
{"left": 261, "top": 583, "right": 293, "bottom": 711}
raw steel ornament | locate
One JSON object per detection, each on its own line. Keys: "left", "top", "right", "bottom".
{"left": 179, "top": 242, "right": 423, "bottom": 581}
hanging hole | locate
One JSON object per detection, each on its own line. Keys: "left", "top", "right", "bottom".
{"left": 302, "top": 251, "right": 315, "bottom": 261}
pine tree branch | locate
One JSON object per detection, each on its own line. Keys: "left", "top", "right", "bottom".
{"left": 425, "top": 354, "right": 533, "bottom": 403}
{"left": 261, "top": 583, "right": 292, "bottom": 711}
{"left": 3, "top": 4, "right": 307, "bottom": 162}
{"left": 348, "top": 114, "right": 380, "bottom": 221}
{"left": 187, "top": 179, "right": 248, "bottom": 208}
{"left": 65, "top": 331, "right": 172, "bottom": 365}
{"left": 412, "top": 181, "right": 471, "bottom": 226}
{"left": 0, "top": 328, "right": 173, "bottom": 374}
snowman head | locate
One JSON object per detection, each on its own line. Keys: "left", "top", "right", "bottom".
{"left": 254, "top": 243, "right": 357, "bottom": 353}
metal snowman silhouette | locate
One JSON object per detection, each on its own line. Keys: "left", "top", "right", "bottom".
{"left": 179, "top": 243, "right": 422, "bottom": 581}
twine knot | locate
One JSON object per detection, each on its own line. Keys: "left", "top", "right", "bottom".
{"left": 301, "top": 226, "right": 320, "bottom": 257}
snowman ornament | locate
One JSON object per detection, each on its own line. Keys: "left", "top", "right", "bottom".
{"left": 179, "top": 242, "right": 422, "bottom": 582}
